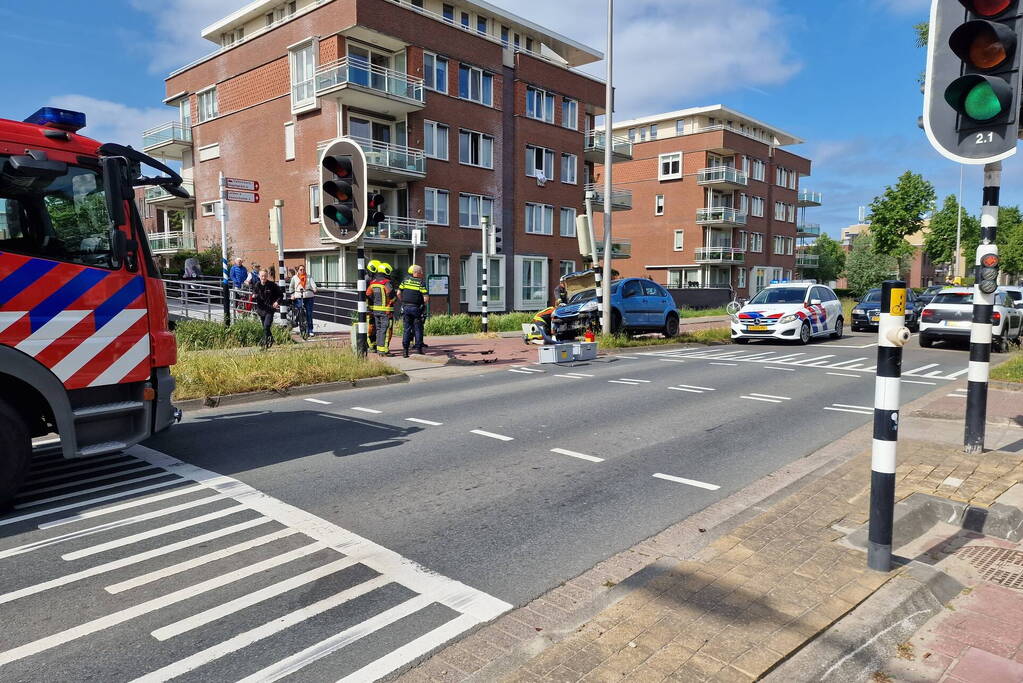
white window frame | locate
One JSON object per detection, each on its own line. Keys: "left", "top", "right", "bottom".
{"left": 525, "top": 202, "right": 554, "bottom": 235}
{"left": 738, "top": 230, "right": 748, "bottom": 250}
{"left": 458, "top": 128, "right": 494, "bottom": 168}
{"left": 560, "top": 207, "right": 576, "bottom": 237}
{"left": 751, "top": 232, "right": 764, "bottom": 253}
{"left": 424, "top": 120, "right": 449, "bottom": 160}
{"left": 751, "top": 196, "right": 764, "bottom": 217}
{"left": 424, "top": 187, "right": 449, "bottom": 225}
{"left": 426, "top": 253, "right": 450, "bottom": 278}
{"left": 525, "top": 145, "right": 555, "bottom": 180}
{"left": 649, "top": 124, "right": 658, "bottom": 140}
{"left": 196, "top": 87, "right": 218, "bottom": 123}
{"left": 674, "top": 230, "right": 684, "bottom": 251}
{"left": 526, "top": 86, "right": 555, "bottom": 123}
{"left": 739, "top": 193, "right": 748, "bottom": 215}
{"left": 516, "top": 255, "right": 549, "bottom": 310}
{"left": 738, "top": 267, "right": 746, "bottom": 288}
{"left": 787, "top": 237, "right": 795, "bottom": 255}
{"left": 675, "top": 119, "right": 685, "bottom": 136}
{"left": 423, "top": 52, "right": 448, "bottom": 94}
{"left": 284, "top": 121, "right": 295, "bottom": 161}
{"left": 655, "top": 194, "right": 665, "bottom": 216}
{"left": 560, "top": 153, "right": 577, "bottom": 184}
{"left": 459, "top": 193, "right": 494, "bottom": 228}
{"left": 741, "top": 155, "right": 750, "bottom": 174}
{"left": 774, "top": 201, "right": 786, "bottom": 221}
{"left": 773, "top": 236, "right": 785, "bottom": 254}
{"left": 309, "top": 185, "right": 319, "bottom": 222}
{"left": 560, "top": 260, "right": 576, "bottom": 277}
{"left": 658, "top": 152, "right": 682, "bottom": 180}
{"left": 752, "top": 159, "right": 765, "bottom": 182}
{"left": 289, "top": 40, "right": 317, "bottom": 113}
{"left": 561, "top": 98, "right": 578, "bottom": 130}
{"left": 458, "top": 64, "right": 493, "bottom": 106}
{"left": 787, "top": 204, "right": 796, "bottom": 222}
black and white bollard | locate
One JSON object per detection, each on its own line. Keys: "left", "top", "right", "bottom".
{"left": 356, "top": 244, "right": 368, "bottom": 357}
{"left": 481, "top": 216, "right": 490, "bottom": 333}
{"left": 868, "top": 279, "right": 910, "bottom": 572}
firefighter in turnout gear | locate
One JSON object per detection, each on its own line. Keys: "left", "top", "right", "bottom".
{"left": 399, "top": 265, "right": 430, "bottom": 357}
{"left": 366, "top": 262, "right": 395, "bottom": 355}
{"left": 526, "top": 305, "right": 557, "bottom": 345}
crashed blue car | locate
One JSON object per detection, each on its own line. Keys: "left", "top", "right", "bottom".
{"left": 552, "top": 274, "right": 680, "bottom": 339}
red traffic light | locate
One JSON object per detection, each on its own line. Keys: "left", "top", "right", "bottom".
{"left": 323, "top": 155, "right": 354, "bottom": 179}
{"left": 960, "top": 0, "right": 1014, "bottom": 17}
{"left": 981, "top": 253, "right": 1001, "bottom": 267}
{"left": 368, "top": 193, "right": 385, "bottom": 210}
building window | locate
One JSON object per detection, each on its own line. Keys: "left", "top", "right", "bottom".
{"left": 773, "top": 236, "right": 785, "bottom": 254}
{"left": 309, "top": 185, "right": 320, "bottom": 222}
{"left": 655, "top": 194, "right": 665, "bottom": 216}
{"left": 424, "top": 120, "right": 449, "bottom": 160}
{"left": 649, "top": 124, "right": 658, "bottom": 140}
{"left": 290, "top": 41, "right": 316, "bottom": 110}
{"left": 658, "top": 152, "right": 682, "bottom": 180}
{"left": 526, "top": 86, "right": 555, "bottom": 123}
{"left": 627, "top": 128, "right": 636, "bottom": 142}
{"left": 424, "top": 188, "right": 449, "bottom": 225}
{"left": 560, "top": 207, "right": 576, "bottom": 237}
{"left": 752, "top": 159, "right": 765, "bottom": 181}
{"left": 460, "top": 11, "right": 469, "bottom": 28}
{"left": 561, "top": 98, "right": 578, "bottom": 129}
{"left": 787, "top": 204, "right": 796, "bottom": 222}
{"left": 787, "top": 237, "right": 795, "bottom": 255}
{"left": 560, "top": 260, "right": 576, "bottom": 277}
{"left": 675, "top": 119, "right": 685, "bottom": 135}
{"left": 560, "top": 153, "right": 577, "bottom": 184}
{"left": 738, "top": 230, "right": 748, "bottom": 250}
{"left": 459, "top": 256, "right": 467, "bottom": 303}
{"left": 423, "top": 52, "right": 448, "bottom": 93}
{"left": 525, "top": 202, "right": 554, "bottom": 235}
{"left": 525, "top": 145, "right": 555, "bottom": 180}
{"left": 458, "top": 129, "right": 494, "bottom": 168}
{"left": 741, "top": 155, "right": 750, "bottom": 174}
{"left": 750, "top": 232, "right": 764, "bottom": 253}
{"left": 477, "top": 15, "right": 487, "bottom": 35}
{"left": 458, "top": 64, "right": 493, "bottom": 106}
{"left": 459, "top": 193, "right": 494, "bottom": 228}
{"left": 751, "top": 196, "right": 764, "bottom": 217}
{"left": 789, "top": 173, "right": 797, "bottom": 190}
{"left": 501, "top": 25, "right": 510, "bottom": 45}
{"left": 410, "top": 0, "right": 424, "bottom": 8}
{"left": 426, "top": 253, "right": 449, "bottom": 279}
{"left": 200, "top": 201, "right": 219, "bottom": 217}
{"left": 674, "top": 230, "right": 684, "bottom": 251}
{"left": 738, "top": 267, "right": 746, "bottom": 288}
{"left": 196, "top": 88, "right": 218, "bottom": 122}
{"left": 739, "top": 193, "right": 748, "bottom": 214}
{"left": 475, "top": 255, "right": 504, "bottom": 308}
{"left": 774, "top": 201, "right": 786, "bottom": 221}
{"left": 442, "top": 3, "right": 454, "bottom": 22}
{"left": 519, "top": 256, "right": 548, "bottom": 308}
{"left": 284, "top": 122, "right": 295, "bottom": 160}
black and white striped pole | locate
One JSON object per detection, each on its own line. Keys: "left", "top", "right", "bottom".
{"left": 356, "top": 242, "right": 368, "bottom": 357}
{"left": 868, "top": 279, "right": 911, "bottom": 572}
{"left": 964, "top": 161, "right": 1001, "bottom": 455}
{"left": 481, "top": 215, "right": 490, "bottom": 334}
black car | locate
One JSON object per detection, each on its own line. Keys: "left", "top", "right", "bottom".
{"left": 850, "top": 288, "right": 921, "bottom": 332}
{"left": 916, "top": 285, "right": 944, "bottom": 308}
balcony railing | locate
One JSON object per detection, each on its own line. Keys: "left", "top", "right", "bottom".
{"left": 696, "top": 207, "right": 747, "bottom": 225}
{"left": 798, "top": 189, "right": 823, "bottom": 206}
{"left": 142, "top": 122, "right": 191, "bottom": 150}
{"left": 353, "top": 137, "right": 426, "bottom": 176}
{"left": 366, "top": 217, "right": 427, "bottom": 244}
{"left": 146, "top": 231, "right": 195, "bottom": 253}
{"left": 315, "top": 57, "right": 425, "bottom": 104}
{"left": 697, "top": 167, "right": 748, "bottom": 187}
{"left": 144, "top": 182, "right": 194, "bottom": 203}
{"left": 584, "top": 131, "right": 633, "bottom": 159}
{"left": 695, "top": 247, "right": 745, "bottom": 264}
{"left": 795, "top": 253, "right": 820, "bottom": 268}
{"left": 584, "top": 183, "right": 633, "bottom": 211}
{"left": 796, "top": 223, "right": 821, "bottom": 237}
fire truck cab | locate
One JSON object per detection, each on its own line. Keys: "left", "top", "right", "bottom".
{"left": 0, "top": 108, "right": 183, "bottom": 509}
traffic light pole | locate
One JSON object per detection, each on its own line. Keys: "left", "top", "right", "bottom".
{"left": 481, "top": 215, "right": 489, "bottom": 334}
{"left": 356, "top": 241, "right": 368, "bottom": 357}
{"left": 964, "top": 160, "right": 1001, "bottom": 454}
{"left": 599, "top": 0, "right": 614, "bottom": 333}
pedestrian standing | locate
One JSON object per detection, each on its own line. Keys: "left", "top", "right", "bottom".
{"left": 250, "top": 269, "right": 283, "bottom": 349}
{"left": 366, "top": 262, "right": 394, "bottom": 356}
{"left": 399, "top": 265, "right": 429, "bottom": 357}
{"left": 289, "top": 264, "right": 319, "bottom": 338}
{"left": 229, "top": 258, "right": 248, "bottom": 290}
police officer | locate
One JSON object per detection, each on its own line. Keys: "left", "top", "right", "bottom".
{"left": 399, "top": 265, "right": 429, "bottom": 357}
{"left": 366, "top": 262, "right": 394, "bottom": 355}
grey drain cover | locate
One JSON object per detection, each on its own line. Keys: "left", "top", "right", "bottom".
{"left": 955, "top": 546, "right": 1023, "bottom": 590}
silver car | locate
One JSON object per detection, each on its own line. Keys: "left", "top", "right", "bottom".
{"left": 919, "top": 287, "right": 1023, "bottom": 351}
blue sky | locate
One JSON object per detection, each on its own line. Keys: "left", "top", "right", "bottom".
{"left": 0, "top": 0, "right": 1001, "bottom": 237}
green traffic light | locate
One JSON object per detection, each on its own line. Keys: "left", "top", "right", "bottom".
{"left": 964, "top": 80, "right": 1004, "bottom": 119}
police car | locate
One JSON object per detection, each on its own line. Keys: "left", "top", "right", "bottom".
{"left": 730, "top": 281, "right": 844, "bottom": 344}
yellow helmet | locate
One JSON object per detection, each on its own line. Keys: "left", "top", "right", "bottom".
{"left": 408, "top": 265, "right": 417, "bottom": 275}
{"left": 367, "top": 259, "right": 381, "bottom": 274}
{"left": 380, "top": 262, "right": 393, "bottom": 276}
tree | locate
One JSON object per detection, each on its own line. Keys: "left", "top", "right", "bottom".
{"left": 867, "top": 171, "right": 936, "bottom": 276}
{"left": 845, "top": 233, "right": 899, "bottom": 297}
{"left": 1002, "top": 220, "right": 1023, "bottom": 280}
{"left": 925, "top": 195, "right": 980, "bottom": 267}
{"left": 808, "top": 233, "right": 845, "bottom": 283}
{"left": 962, "top": 206, "right": 1022, "bottom": 267}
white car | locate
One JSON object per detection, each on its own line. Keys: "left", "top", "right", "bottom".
{"left": 731, "top": 282, "right": 844, "bottom": 344}
{"left": 919, "top": 287, "right": 1023, "bottom": 351}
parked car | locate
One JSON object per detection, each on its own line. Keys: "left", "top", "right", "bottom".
{"left": 1000, "top": 285, "right": 1023, "bottom": 309}
{"left": 919, "top": 287, "right": 1023, "bottom": 351}
{"left": 916, "top": 284, "right": 945, "bottom": 308}
{"left": 730, "top": 282, "right": 844, "bottom": 344}
{"left": 851, "top": 288, "right": 921, "bottom": 332}
{"left": 553, "top": 276, "right": 679, "bottom": 339}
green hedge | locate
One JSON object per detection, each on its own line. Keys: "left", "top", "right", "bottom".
{"left": 174, "top": 318, "right": 293, "bottom": 351}
{"left": 356, "top": 312, "right": 536, "bottom": 336}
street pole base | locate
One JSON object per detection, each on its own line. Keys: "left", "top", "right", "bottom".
{"left": 867, "top": 541, "right": 892, "bottom": 573}
{"left": 963, "top": 442, "right": 984, "bottom": 455}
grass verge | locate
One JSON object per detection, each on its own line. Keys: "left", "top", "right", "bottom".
{"left": 172, "top": 343, "right": 398, "bottom": 400}
{"left": 678, "top": 306, "right": 729, "bottom": 319}
{"left": 175, "top": 318, "right": 293, "bottom": 351}
{"left": 597, "top": 326, "right": 731, "bottom": 348}
{"left": 365, "top": 312, "right": 536, "bottom": 337}
{"left": 991, "top": 351, "right": 1023, "bottom": 383}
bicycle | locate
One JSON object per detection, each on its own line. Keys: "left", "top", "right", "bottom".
{"left": 286, "top": 289, "right": 311, "bottom": 341}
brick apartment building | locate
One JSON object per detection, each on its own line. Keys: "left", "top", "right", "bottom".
{"left": 593, "top": 105, "right": 821, "bottom": 297}
{"left": 139, "top": 0, "right": 614, "bottom": 312}
{"left": 836, "top": 223, "right": 943, "bottom": 289}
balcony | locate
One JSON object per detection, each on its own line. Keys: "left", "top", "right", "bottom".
{"left": 797, "top": 189, "right": 822, "bottom": 207}
{"left": 366, "top": 217, "right": 427, "bottom": 245}
{"left": 697, "top": 167, "right": 748, "bottom": 190}
{"left": 795, "top": 253, "right": 820, "bottom": 268}
{"left": 584, "top": 132, "right": 633, "bottom": 163}
{"left": 796, "top": 223, "right": 821, "bottom": 238}
{"left": 144, "top": 182, "right": 194, "bottom": 209}
{"left": 584, "top": 183, "right": 632, "bottom": 211}
{"left": 695, "top": 246, "right": 745, "bottom": 265}
{"left": 594, "top": 238, "right": 632, "bottom": 260}
{"left": 314, "top": 58, "right": 425, "bottom": 117}
{"left": 146, "top": 231, "right": 196, "bottom": 254}
{"left": 142, "top": 122, "right": 192, "bottom": 160}
{"left": 319, "top": 138, "right": 426, "bottom": 182}
{"left": 696, "top": 206, "right": 747, "bottom": 226}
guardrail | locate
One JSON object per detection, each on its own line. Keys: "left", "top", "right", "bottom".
{"left": 315, "top": 57, "right": 425, "bottom": 103}
{"left": 145, "top": 182, "right": 194, "bottom": 203}
{"left": 142, "top": 122, "right": 191, "bottom": 150}
{"left": 695, "top": 247, "right": 746, "bottom": 264}
{"left": 146, "top": 231, "right": 196, "bottom": 253}
{"left": 696, "top": 207, "right": 747, "bottom": 225}
{"left": 697, "top": 167, "right": 748, "bottom": 186}
{"left": 798, "top": 189, "right": 823, "bottom": 205}
{"left": 795, "top": 253, "right": 820, "bottom": 267}
{"left": 584, "top": 131, "right": 632, "bottom": 158}
{"left": 584, "top": 182, "right": 633, "bottom": 210}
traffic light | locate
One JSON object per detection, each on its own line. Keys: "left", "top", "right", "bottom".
{"left": 367, "top": 193, "right": 386, "bottom": 227}
{"left": 320, "top": 138, "right": 367, "bottom": 244}
{"left": 977, "top": 251, "right": 1001, "bottom": 292}
{"left": 923, "top": 0, "right": 1023, "bottom": 163}
{"left": 489, "top": 220, "right": 503, "bottom": 254}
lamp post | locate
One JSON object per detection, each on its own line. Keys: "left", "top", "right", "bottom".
{"left": 600, "top": 0, "right": 614, "bottom": 332}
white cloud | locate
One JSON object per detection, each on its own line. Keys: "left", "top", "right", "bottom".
{"left": 128, "top": 0, "right": 240, "bottom": 74}
{"left": 47, "top": 95, "right": 171, "bottom": 149}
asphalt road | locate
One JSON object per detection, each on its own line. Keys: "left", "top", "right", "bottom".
{"left": 0, "top": 331, "right": 974, "bottom": 681}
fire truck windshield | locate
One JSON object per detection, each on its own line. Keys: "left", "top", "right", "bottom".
{"left": 0, "top": 154, "right": 115, "bottom": 269}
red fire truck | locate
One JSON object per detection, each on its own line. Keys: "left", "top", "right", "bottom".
{"left": 0, "top": 108, "right": 182, "bottom": 509}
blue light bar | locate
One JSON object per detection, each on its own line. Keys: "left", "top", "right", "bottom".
{"left": 24, "top": 107, "right": 87, "bottom": 132}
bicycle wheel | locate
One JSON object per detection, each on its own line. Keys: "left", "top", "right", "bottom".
{"left": 297, "top": 306, "right": 310, "bottom": 340}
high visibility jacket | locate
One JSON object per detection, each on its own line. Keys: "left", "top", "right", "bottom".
{"left": 367, "top": 278, "right": 394, "bottom": 312}
{"left": 533, "top": 306, "right": 555, "bottom": 326}
{"left": 399, "top": 276, "right": 428, "bottom": 307}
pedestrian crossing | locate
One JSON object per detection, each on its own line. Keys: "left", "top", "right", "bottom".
{"left": 0, "top": 445, "right": 510, "bottom": 681}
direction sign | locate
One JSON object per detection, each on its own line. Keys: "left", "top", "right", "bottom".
{"left": 225, "top": 177, "right": 259, "bottom": 192}
{"left": 226, "top": 190, "right": 259, "bottom": 203}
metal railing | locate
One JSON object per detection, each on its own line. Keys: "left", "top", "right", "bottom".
{"left": 146, "top": 231, "right": 196, "bottom": 253}
{"left": 697, "top": 167, "right": 748, "bottom": 186}
{"left": 318, "top": 137, "right": 426, "bottom": 176}
{"left": 315, "top": 57, "right": 425, "bottom": 103}
{"left": 584, "top": 183, "right": 633, "bottom": 210}
{"left": 584, "top": 131, "right": 632, "bottom": 158}
{"left": 683, "top": 123, "right": 777, "bottom": 146}
{"left": 796, "top": 223, "right": 821, "bottom": 237}
{"left": 145, "top": 182, "right": 194, "bottom": 203}
{"left": 366, "top": 217, "right": 427, "bottom": 243}
{"left": 695, "top": 247, "right": 746, "bottom": 264}
{"left": 795, "top": 253, "right": 820, "bottom": 267}
{"left": 696, "top": 207, "right": 747, "bottom": 225}
{"left": 798, "top": 189, "right": 823, "bottom": 205}
{"left": 142, "top": 122, "right": 192, "bottom": 150}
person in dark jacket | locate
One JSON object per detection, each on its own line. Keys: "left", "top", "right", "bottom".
{"left": 251, "top": 269, "right": 283, "bottom": 349}
{"left": 399, "top": 265, "right": 430, "bottom": 357}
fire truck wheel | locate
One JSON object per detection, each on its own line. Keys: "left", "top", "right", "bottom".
{"left": 0, "top": 398, "right": 31, "bottom": 512}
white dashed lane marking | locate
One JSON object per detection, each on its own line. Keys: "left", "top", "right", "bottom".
{"left": 652, "top": 473, "right": 721, "bottom": 490}
{"left": 550, "top": 448, "right": 604, "bottom": 463}
{"left": 827, "top": 372, "right": 860, "bottom": 378}
{"left": 470, "top": 429, "right": 514, "bottom": 441}
{"left": 709, "top": 362, "right": 737, "bottom": 367}
{"left": 765, "top": 367, "right": 795, "bottom": 372}
{"left": 405, "top": 418, "right": 443, "bottom": 426}
{"left": 303, "top": 398, "right": 331, "bottom": 406}
{"left": 351, "top": 407, "right": 382, "bottom": 414}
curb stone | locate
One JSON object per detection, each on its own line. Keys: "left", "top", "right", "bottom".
{"left": 173, "top": 372, "right": 408, "bottom": 412}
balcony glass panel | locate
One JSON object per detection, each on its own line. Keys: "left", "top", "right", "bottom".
{"left": 584, "top": 132, "right": 633, "bottom": 157}
{"left": 365, "top": 217, "right": 427, "bottom": 243}
{"left": 352, "top": 137, "right": 426, "bottom": 175}
{"left": 315, "top": 57, "right": 425, "bottom": 103}
{"left": 142, "top": 122, "right": 191, "bottom": 149}
{"left": 697, "top": 167, "right": 748, "bottom": 185}
{"left": 696, "top": 207, "right": 747, "bottom": 225}
{"left": 146, "top": 231, "right": 196, "bottom": 252}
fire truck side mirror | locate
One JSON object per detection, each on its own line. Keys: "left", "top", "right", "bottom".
{"left": 100, "top": 157, "right": 126, "bottom": 228}
{"left": 110, "top": 228, "right": 127, "bottom": 270}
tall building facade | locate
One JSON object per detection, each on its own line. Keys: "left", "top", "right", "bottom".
{"left": 140, "top": 0, "right": 611, "bottom": 312}
{"left": 594, "top": 105, "right": 820, "bottom": 297}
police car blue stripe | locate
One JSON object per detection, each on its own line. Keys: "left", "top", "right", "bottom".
{"left": 0, "top": 257, "right": 60, "bottom": 307}
{"left": 93, "top": 277, "right": 145, "bottom": 331}
{"left": 29, "top": 269, "right": 109, "bottom": 332}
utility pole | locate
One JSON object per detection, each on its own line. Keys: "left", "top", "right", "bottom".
{"left": 584, "top": 191, "right": 602, "bottom": 327}
{"left": 272, "top": 199, "right": 288, "bottom": 322}
{"left": 218, "top": 172, "right": 231, "bottom": 326}
{"left": 600, "top": 0, "right": 614, "bottom": 332}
